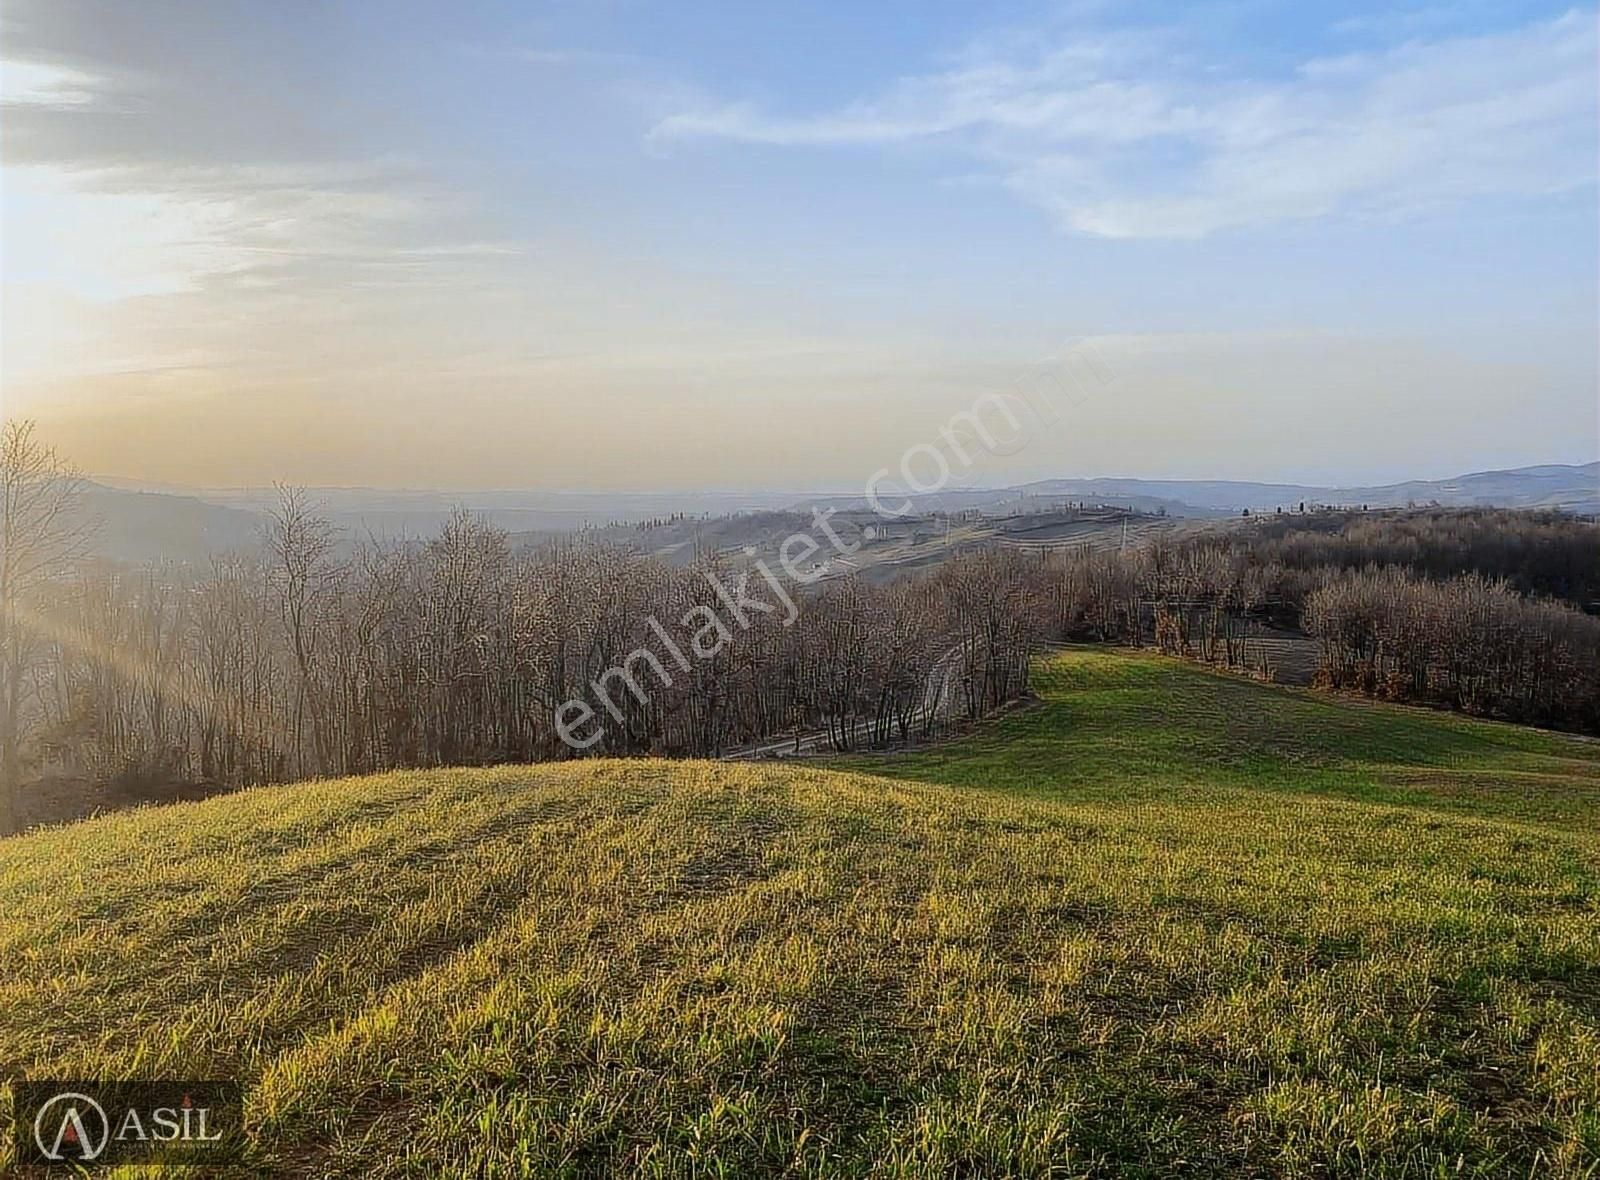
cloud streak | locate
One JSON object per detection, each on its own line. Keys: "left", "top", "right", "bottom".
{"left": 651, "top": 10, "right": 1598, "bottom": 238}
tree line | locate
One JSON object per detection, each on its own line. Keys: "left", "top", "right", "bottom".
{"left": 1304, "top": 568, "right": 1600, "bottom": 732}
{"left": 4, "top": 418, "right": 1596, "bottom": 830}
{"left": 1031, "top": 521, "right": 1600, "bottom": 733}
{"left": 1237, "top": 507, "right": 1600, "bottom": 606}
{"left": 1, "top": 429, "right": 1040, "bottom": 829}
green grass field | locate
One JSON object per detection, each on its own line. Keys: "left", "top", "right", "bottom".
{"left": 2, "top": 649, "right": 1597, "bottom": 1176}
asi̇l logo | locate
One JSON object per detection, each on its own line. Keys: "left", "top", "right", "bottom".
{"left": 33, "top": 1091, "right": 111, "bottom": 1162}
{"left": 13, "top": 1080, "right": 242, "bottom": 1167}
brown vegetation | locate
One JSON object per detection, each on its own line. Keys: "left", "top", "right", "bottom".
{"left": 5, "top": 419, "right": 1598, "bottom": 830}
{"left": 1305, "top": 567, "right": 1600, "bottom": 731}
{"left": 3, "top": 486, "right": 1041, "bottom": 828}
{"left": 1242, "top": 506, "right": 1600, "bottom": 606}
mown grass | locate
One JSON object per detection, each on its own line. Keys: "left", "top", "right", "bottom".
{"left": 1, "top": 649, "right": 1597, "bottom": 1177}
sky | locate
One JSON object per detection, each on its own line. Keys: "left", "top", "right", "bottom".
{"left": 1, "top": 0, "right": 1596, "bottom": 491}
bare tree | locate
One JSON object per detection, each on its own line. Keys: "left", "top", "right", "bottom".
{"left": 1, "top": 421, "right": 91, "bottom": 830}
{"left": 266, "top": 486, "right": 339, "bottom": 779}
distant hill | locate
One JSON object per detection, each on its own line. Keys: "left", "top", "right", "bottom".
{"left": 82, "top": 461, "right": 1598, "bottom": 563}
{"left": 1328, "top": 462, "right": 1600, "bottom": 514}
{"left": 1018, "top": 461, "right": 1600, "bottom": 515}
{"left": 74, "top": 482, "right": 265, "bottom": 565}
{"left": 547, "top": 506, "right": 1195, "bottom": 584}
{"left": 91, "top": 479, "right": 809, "bottom": 536}
{"left": 811, "top": 461, "right": 1600, "bottom": 518}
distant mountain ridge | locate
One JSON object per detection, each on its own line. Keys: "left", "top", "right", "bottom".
{"left": 82, "top": 461, "right": 1598, "bottom": 563}
{"left": 1014, "top": 461, "right": 1600, "bottom": 515}
{"left": 806, "top": 462, "right": 1600, "bottom": 519}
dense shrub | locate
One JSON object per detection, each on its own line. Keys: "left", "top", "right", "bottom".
{"left": 1305, "top": 568, "right": 1600, "bottom": 731}
{"left": 1242, "top": 508, "right": 1600, "bottom": 606}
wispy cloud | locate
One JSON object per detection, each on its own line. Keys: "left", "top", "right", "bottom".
{"left": 2, "top": 34, "right": 516, "bottom": 303}
{"left": 0, "top": 58, "right": 103, "bottom": 107}
{"left": 2, "top": 155, "right": 500, "bottom": 302}
{"left": 651, "top": 9, "right": 1598, "bottom": 238}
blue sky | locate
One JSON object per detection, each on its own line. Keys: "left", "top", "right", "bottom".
{"left": 2, "top": 1, "right": 1596, "bottom": 488}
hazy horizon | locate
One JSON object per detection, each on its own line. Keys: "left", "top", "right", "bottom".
{"left": 85, "top": 456, "right": 1600, "bottom": 500}
{"left": 4, "top": 1, "right": 1597, "bottom": 489}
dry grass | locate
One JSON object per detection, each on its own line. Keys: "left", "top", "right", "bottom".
{"left": 1, "top": 650, "right": 1596, "bottom": 1176}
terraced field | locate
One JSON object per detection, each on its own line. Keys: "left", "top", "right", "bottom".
{"left": 1, "top": 651, "right": 1596, "bottom": 1176}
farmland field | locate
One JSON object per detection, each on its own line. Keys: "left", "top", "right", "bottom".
{"left": 2, "top": 650, "right": 1597, "bottom": 1176}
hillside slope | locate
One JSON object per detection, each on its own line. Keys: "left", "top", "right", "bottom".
{"left": 1, "top": 652, "right": 1597, "bottom": 1176}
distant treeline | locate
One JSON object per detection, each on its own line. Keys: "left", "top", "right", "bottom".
{"left": 1238, "top": 507, "right": 1600, "bottom": 607}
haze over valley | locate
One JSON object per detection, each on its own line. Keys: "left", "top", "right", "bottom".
{"left": 81, "top": 460, "right": 1600, "bottom": 564}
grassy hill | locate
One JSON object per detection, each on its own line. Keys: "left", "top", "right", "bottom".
{"left": 2, "top": 651, "right": 1597, "bottom": 1176}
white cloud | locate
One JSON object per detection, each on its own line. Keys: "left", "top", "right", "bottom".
{"left": 3, "top": 166, "right": 249, "bottom": 300}
{"left": 1, "top": 159, "right": 483, "bottom": 303}
{"left": 0, "top": 58, "right": 101, "bottom": 107}
{"left": 2, "top": 35, "right": 517, "bottom": 305}
{"left": 1, "top": 41, "right": 529, "bottom": 411}
{"left": 651, "top": 10, "right": 1598, "bottom": 238}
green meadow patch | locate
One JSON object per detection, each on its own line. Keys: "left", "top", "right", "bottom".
{"left": 1, "top": 650, "right": 1596, "bottom": 1176}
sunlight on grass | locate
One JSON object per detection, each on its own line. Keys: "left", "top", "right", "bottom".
{"left": 1, "top": 651, "right": 1596, "bottom": 1176}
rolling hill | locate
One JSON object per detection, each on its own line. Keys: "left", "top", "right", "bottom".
{"left": 83, "top": 461, "right": 1599, "bottom": 565}
{"left": 73, "top": 482, "right": 266, "bottom": 565}
{"left": 2, "top": 650, "right": 1596, "bottom": 1176}
{"left": 809, "top": 461, "right": 1600, "bottom": 519}
{"left": 547, "top": 505, "right": 1196, "bottom": 585}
